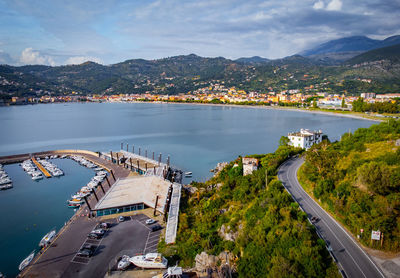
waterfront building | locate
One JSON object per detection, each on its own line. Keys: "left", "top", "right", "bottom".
{"left": 94, "top": 176, "right": 172, "bottom": 217}
{"left": 288, "top": 129, "right": 323, "bottom": 150}
{"left": 242, "top": 157, "right": 259, "bottom": 176}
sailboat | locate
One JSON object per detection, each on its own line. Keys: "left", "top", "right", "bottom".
{"left": 18, "top": 250, "right": 35, "bottom": 271}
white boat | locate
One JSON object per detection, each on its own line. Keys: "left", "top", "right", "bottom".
{"left": 68, "top": 198, "right": 84, "bottom": 205}
{"left": 19, "top": 250, "right": 35, "bottom": 271}
{"left": 129, "top": 253, "right": 168, "bottom": 269}
{"left": 39, "top": 228, "right": 56, "bottom": 247}
{"left": 0, "top": 177, "right": 12, "bottom": 185}
{"left": 117, "top": 255, "right": 131, "bottom": 270}
{"left": 184, "top": 172, "right": 192, "bottom": 177}
{"left": 32, "top": 175, "right": 43, "bottom": 181}
{"left": 0, "top": 183, "right": 13, "bottom": 190}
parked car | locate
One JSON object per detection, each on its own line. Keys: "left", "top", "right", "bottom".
{"left": 90, "top": 228, "right": 105, "bottom": 235}
{"left": 145, "top": 219, "right": 156, "bottom": 225}
{"left": 118, "top": 216, "right": 125, "bottom": 222}
{"left": 77, "top": 244, "right": 96, "bottom": 257}
{"left": 95, "top": 222, "right": 111, "bottom": 229}
{"left": 88, "top": 232, "right": 102, "bottom": 239}
{"left": 150, "top": 224, "right": 162, "bottom": 232}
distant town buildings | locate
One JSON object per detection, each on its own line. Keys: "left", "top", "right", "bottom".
{"left": 288, "top": 129, "right": 323, "bottom": 150}
{"left": 242, "top": 157, "right": 259, "bottom": 176}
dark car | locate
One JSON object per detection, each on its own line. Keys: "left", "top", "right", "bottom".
{"left": 311, "top": 216, "right": 319, "bottom": 223}
{"left": 77, "top": 244, "right": 96, "bottom": 257}
{"left": 150, "top": 224, "right": 163, "bottom": 232}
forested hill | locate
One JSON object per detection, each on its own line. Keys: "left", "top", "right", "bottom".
{"left": 159, "top": 145, "right": 339, "bottom": 277}
{"left": 1, "top": 50, "right": 400, "bottom": 98}
{"left": 347, "top": 43, "right": 400, "bottom": 64}
{"left": 299, "top": 120, "right": 400, "bottom": 251}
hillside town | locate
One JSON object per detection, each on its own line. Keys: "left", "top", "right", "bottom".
{"left": 4, "top": 85, "right": 400, "bottom": 113}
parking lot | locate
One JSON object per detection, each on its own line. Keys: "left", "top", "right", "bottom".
{"left": 61, "top": 214, "right": 162, "bottom": 278}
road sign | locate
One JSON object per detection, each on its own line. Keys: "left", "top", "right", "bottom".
{"left": 371, "top": 230, "right": 381, "bottom": 240}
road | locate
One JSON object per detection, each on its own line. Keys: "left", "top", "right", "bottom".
{"left": 278, "top": 157, "right": 385, "bottom": 278}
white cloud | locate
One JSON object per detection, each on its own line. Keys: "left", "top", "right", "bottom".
{"left": 326, "top": 0, "right": 342, "bottom": 11}
{"left": 19, "top": 48, "right": 56, "bottom": 66}
{"left": 65, "top": 56, "right": 103, "bottom": 65}
{"left": 0, "top": 50, "right": 14, "bottom": 64}
{"left": 313, "top": 1, "right": 325, "bottom": 10}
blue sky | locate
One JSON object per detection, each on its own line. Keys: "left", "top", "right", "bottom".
{"left": 0, "top": 0, "right": 399, "bottom": 66}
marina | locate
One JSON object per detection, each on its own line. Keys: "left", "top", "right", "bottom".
{"left": 0, "top": 163, "right": 12, "bottom": 190}
{"left": 0, "top": 147, "right": 181, "bottom": 277}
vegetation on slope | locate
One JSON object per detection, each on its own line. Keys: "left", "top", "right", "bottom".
{"left": 299, "top": 120, "right": 400, "bottom": 251}
{"left": 1, "top": 52, "right": 400, "bottom": 98}
{"left": 347, "top": 43, "right": 400, "bottom": 64}
{"left": 160, "top": 144, "right": 339, "bottom": 277}
{"left": 352, "top": 97, "right": 400, "bottom": 114}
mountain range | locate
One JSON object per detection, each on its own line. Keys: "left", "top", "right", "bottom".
{"left": 0, "top": 35, "right": 399, "bottom": 98}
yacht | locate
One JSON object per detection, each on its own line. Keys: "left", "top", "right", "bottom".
{"left": 39, "top": 228, "right": 56, "bottom": 247}
{"left": 18, "top": 250, "right": 35, "bottom": 271}
{"left": 129, "top": 253, "right": 168, "bottom": 269}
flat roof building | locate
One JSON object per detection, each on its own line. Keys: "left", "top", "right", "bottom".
{"left": 94, "top": 175, "right": 172, "bottom": 217}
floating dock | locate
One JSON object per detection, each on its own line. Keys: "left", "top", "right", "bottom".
{"left": 31, "top": 157, "right": 52, "bottom": 178}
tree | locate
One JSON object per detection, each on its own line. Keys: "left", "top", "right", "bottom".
{"left": 279, "top": 136, "right": 290, "bottom": 146}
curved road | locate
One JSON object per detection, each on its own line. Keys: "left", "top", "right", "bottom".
{"left": 278, "top": 157, "right": 385, "bottom": 278}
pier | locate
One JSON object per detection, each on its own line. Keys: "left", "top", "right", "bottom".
{"left": 31, "top": 157, "right": 52, "bottom": 178}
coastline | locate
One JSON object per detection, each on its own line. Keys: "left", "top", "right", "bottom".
{"left": 0, "top": 100, "right": 386, "bottom": 122}
{"left": 131, "top": 101, "right": 384, "bottom": 122}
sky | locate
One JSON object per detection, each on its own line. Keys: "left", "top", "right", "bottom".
{"left": 0, "top": 0, "right": 399, "bottom": 66}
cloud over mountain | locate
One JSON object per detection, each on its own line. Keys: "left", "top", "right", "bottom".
{"left": 0, "top": 0, "right": 399, "bottom": 65}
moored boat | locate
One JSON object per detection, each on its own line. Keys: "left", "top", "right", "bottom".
{"left": 68, "top": 198, "right": 84, "bottom": 205}
{"left": 129, "top": 253, "right": 168, "bottom": 269}
{"left": 18, "top": 250, "right": 35, "bottom": 271}
{"left": 184, "top": 171, "right": 192, "bottom": 177}
{"left": 39, "top": 228, "right": 56, "bottom": 248}
{"left": 0, "top": 183, "right": 12, "bottom": 190}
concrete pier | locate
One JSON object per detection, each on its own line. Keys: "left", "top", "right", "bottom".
{"left": 31, "top": 157, "right": 52, "bottom": 178}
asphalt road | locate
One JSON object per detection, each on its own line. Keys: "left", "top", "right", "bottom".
{"left": 278, "top": 157, "right": 385, "bottom": 278}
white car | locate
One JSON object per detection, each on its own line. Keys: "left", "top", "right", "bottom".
{"left": 146, "top": 219, "right": 156, "bottom": 225}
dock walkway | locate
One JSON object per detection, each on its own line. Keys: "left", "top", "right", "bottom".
{"left": 165, "top": 182, "right": 182, "bottom": 244}
{"left": 31, "top": 157, "right": 52, "bottom": 178}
